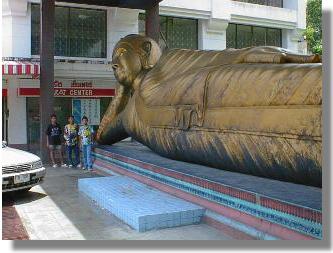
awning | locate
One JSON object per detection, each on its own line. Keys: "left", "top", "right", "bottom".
{"left": 2, "top": 61, "right": 40, "bottom": 76}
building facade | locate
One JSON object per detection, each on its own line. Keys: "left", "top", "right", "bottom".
{"left": 2, "top": 0, "right": 307, "bottom": 152}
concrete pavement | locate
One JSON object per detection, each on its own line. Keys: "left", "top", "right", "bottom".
{"left": 9, "top": 166, "right": 232, "bottom": 240}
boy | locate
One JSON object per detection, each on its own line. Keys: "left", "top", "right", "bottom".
{"left": 78, "top": 116, "right": 94, "bottom": 170}
{"left": 46, "top": 114, "right": 66, "bottom": 168}
{"left": 64, "top": 115, "right": 80, "bottom": 168}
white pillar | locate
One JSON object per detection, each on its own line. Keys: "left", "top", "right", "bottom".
{"left": 283, "top": 0, "right": 306, "bottom": 30}
{"left": 7, "top": 78, "right": 27, "bottom": 145}
{"left": 198, "top": 19, "right": 229, "bottom": 50}
{"left": 2, "top": 0, "right": 31, "bottom": 58}
{"left": 282, "top": 0, "right": 307, "bottom": 54}
{"left": 198, "top": 0, "right": 231, "bottom": 50}
{"left": 107, "top": 7, "right": 140, "bottom": 60}
{"left": 282, "top": 29, "right": 307, "bottom": 54}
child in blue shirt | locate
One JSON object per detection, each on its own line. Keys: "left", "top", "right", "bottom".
{"left": 78, "top": 116, "right": 94, "bottom": 170}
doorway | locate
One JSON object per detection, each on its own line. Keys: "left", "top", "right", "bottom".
{"left": 26, "top": 97, "right": 71, "bottom": 154}
{"left": 2, "top": 96, "right": 9, "bottom": 142}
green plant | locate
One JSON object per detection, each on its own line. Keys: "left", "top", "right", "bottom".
{"left": 305, "top": 0, "right": 322, "bottom": 54}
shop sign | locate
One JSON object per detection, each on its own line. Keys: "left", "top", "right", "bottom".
{"left": 18, "top": 87, "right": 115, "bottom": 97}
{"left": 54, "top": 88, "right": 101, "bottom": 97}
{"left": 53, "top": 80, "right": 94, "bottom": 88}
{"left": 17, "top": 79, "right": 115, "bottom": 97}
{"left": 52, "top": 79, "right": 112, "bottom": 97}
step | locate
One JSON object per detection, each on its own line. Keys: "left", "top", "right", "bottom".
{"left": 78, "top": 176, "right": 205, "bottom": 232}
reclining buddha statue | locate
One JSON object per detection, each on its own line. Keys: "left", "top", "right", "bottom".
{"left": 97, "top": 34, "right": 322, "bottom": 187}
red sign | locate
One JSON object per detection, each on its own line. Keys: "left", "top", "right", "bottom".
{"left": 18, "top": 87, "right": 115, "bottom": 97}
{"left": 70, "top": 80, "right": 93, "bottom": 88}
{"left": 2, "top": 88, "right": 7, "bottom": 97}
{"left": 52, "top": 80, "right": 94, "bottom": 88}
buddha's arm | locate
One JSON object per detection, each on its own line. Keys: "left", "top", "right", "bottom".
{"left": 97, "top": 85, "right": 130, "bottom": 144}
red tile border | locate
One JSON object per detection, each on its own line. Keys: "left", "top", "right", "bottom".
{"left": 95, "top": 148, "right": 257, "bottom": 203}
{"left": 260, "top": 197, "right": 321, "bottom": 224}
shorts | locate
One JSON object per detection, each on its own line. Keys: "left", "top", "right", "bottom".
{"left": 48, "top": 145, "right": 62, "bottom": 150}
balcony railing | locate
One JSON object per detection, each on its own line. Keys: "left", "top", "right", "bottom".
{"left": 232, "top": 0, "right": 283, "bottom": 8}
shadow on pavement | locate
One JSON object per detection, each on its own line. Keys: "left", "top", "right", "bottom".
{"left": 3, "top": 191, "right": 47, "bottom": 205}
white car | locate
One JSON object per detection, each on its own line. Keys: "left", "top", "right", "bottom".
{"left": 2, "top": 141, "right": 46, "bottom": 192}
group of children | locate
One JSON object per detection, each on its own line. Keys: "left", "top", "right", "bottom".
{"left": 46, "top": 114, "right": 94, "bottom": 170}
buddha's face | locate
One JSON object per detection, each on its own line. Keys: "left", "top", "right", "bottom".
{"left": 111, "top": 47, "right": 142, "bottom": 87}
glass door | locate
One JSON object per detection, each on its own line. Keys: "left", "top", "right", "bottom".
{"left": 26, "top": 97, "right": 71, "bottom": 154}
{"left": 27, "top": 97, "right": 40, "bottom": 154}
{"left": 2, "top": 96, "right": 8, "bottom": 142}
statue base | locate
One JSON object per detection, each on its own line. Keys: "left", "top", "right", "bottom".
{"left": 92, "top": 142, "right": 322, "bottom": 240}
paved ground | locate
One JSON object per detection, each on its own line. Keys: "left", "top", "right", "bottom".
{"left": 6, "top": 166, "right": 232, "bottom": 240}
{"left": 2, "top": 197, "right": 29, "bottom": 240}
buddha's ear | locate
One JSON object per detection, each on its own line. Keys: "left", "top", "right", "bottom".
{"left": 142, "top": 41, "right": 152, "bottom": 56}
{"left": 141, "top": 41, "right": 153, "bottom": 69}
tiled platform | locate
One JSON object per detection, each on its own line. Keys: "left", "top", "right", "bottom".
{"left": 92, "top": 142, "right": 322, "bottom": 240}
{"left": 78, "top": 176, "right": 205, "bottom": 232}
{"left": 96, "top": 142, "right": 321, "bottom": 211}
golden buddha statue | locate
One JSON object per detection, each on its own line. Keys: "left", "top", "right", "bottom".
{"left": 97, "top": 34, "right": 322, "bottom": 187}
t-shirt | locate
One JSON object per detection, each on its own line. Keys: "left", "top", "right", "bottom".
{"left": 46, "top": 123, "right": 62, "bottom": 145}
{"left": 78, "top": 125, "right": 94, "bottom": 146}
{"left": 64, "top": 123, "right": 78, "bottom": 146}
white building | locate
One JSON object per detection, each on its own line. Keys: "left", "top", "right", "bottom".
{"left": 2, "top": 0, "right": 307, "bottom": 152}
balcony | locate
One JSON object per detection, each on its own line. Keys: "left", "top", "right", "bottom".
{"left": 228, "top": 0, "right": 297, "bottom": 29}
{"left": 160, "top": 0, "right": 298, "bottom": 29}
{"left": 232, "top": 0, "right": 283, "bottom": 8}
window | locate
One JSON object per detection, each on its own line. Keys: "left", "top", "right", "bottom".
{"left": 226, "top": 24, "right": 237, "bottom": 49}
{"left": 237, "top": 25, "right": 252, "bottom": 48}
{"left": 266, "top": 28, "right": 282, "bottom": 47}
{"left": 226, "top": 23, "right": 282, "bottom": 48}
{"left": 139, "top": 14, "right": 198, "bottom": 49}
{"left": 252, "top": 26, "right": 266, "bottom": 46}
{"left": 232, "top": 0, "right": 283, "bottom": 8}
{"left": 31, "top": 4, "right": 107, "bottom": 58}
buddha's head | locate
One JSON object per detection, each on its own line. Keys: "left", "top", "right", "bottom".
{"left": 111, "top": 34, "right": 162, "bottom": 87}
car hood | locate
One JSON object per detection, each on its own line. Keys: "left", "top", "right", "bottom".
{"left": 1, "top": 147, "right": 41, "bottom": 167}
